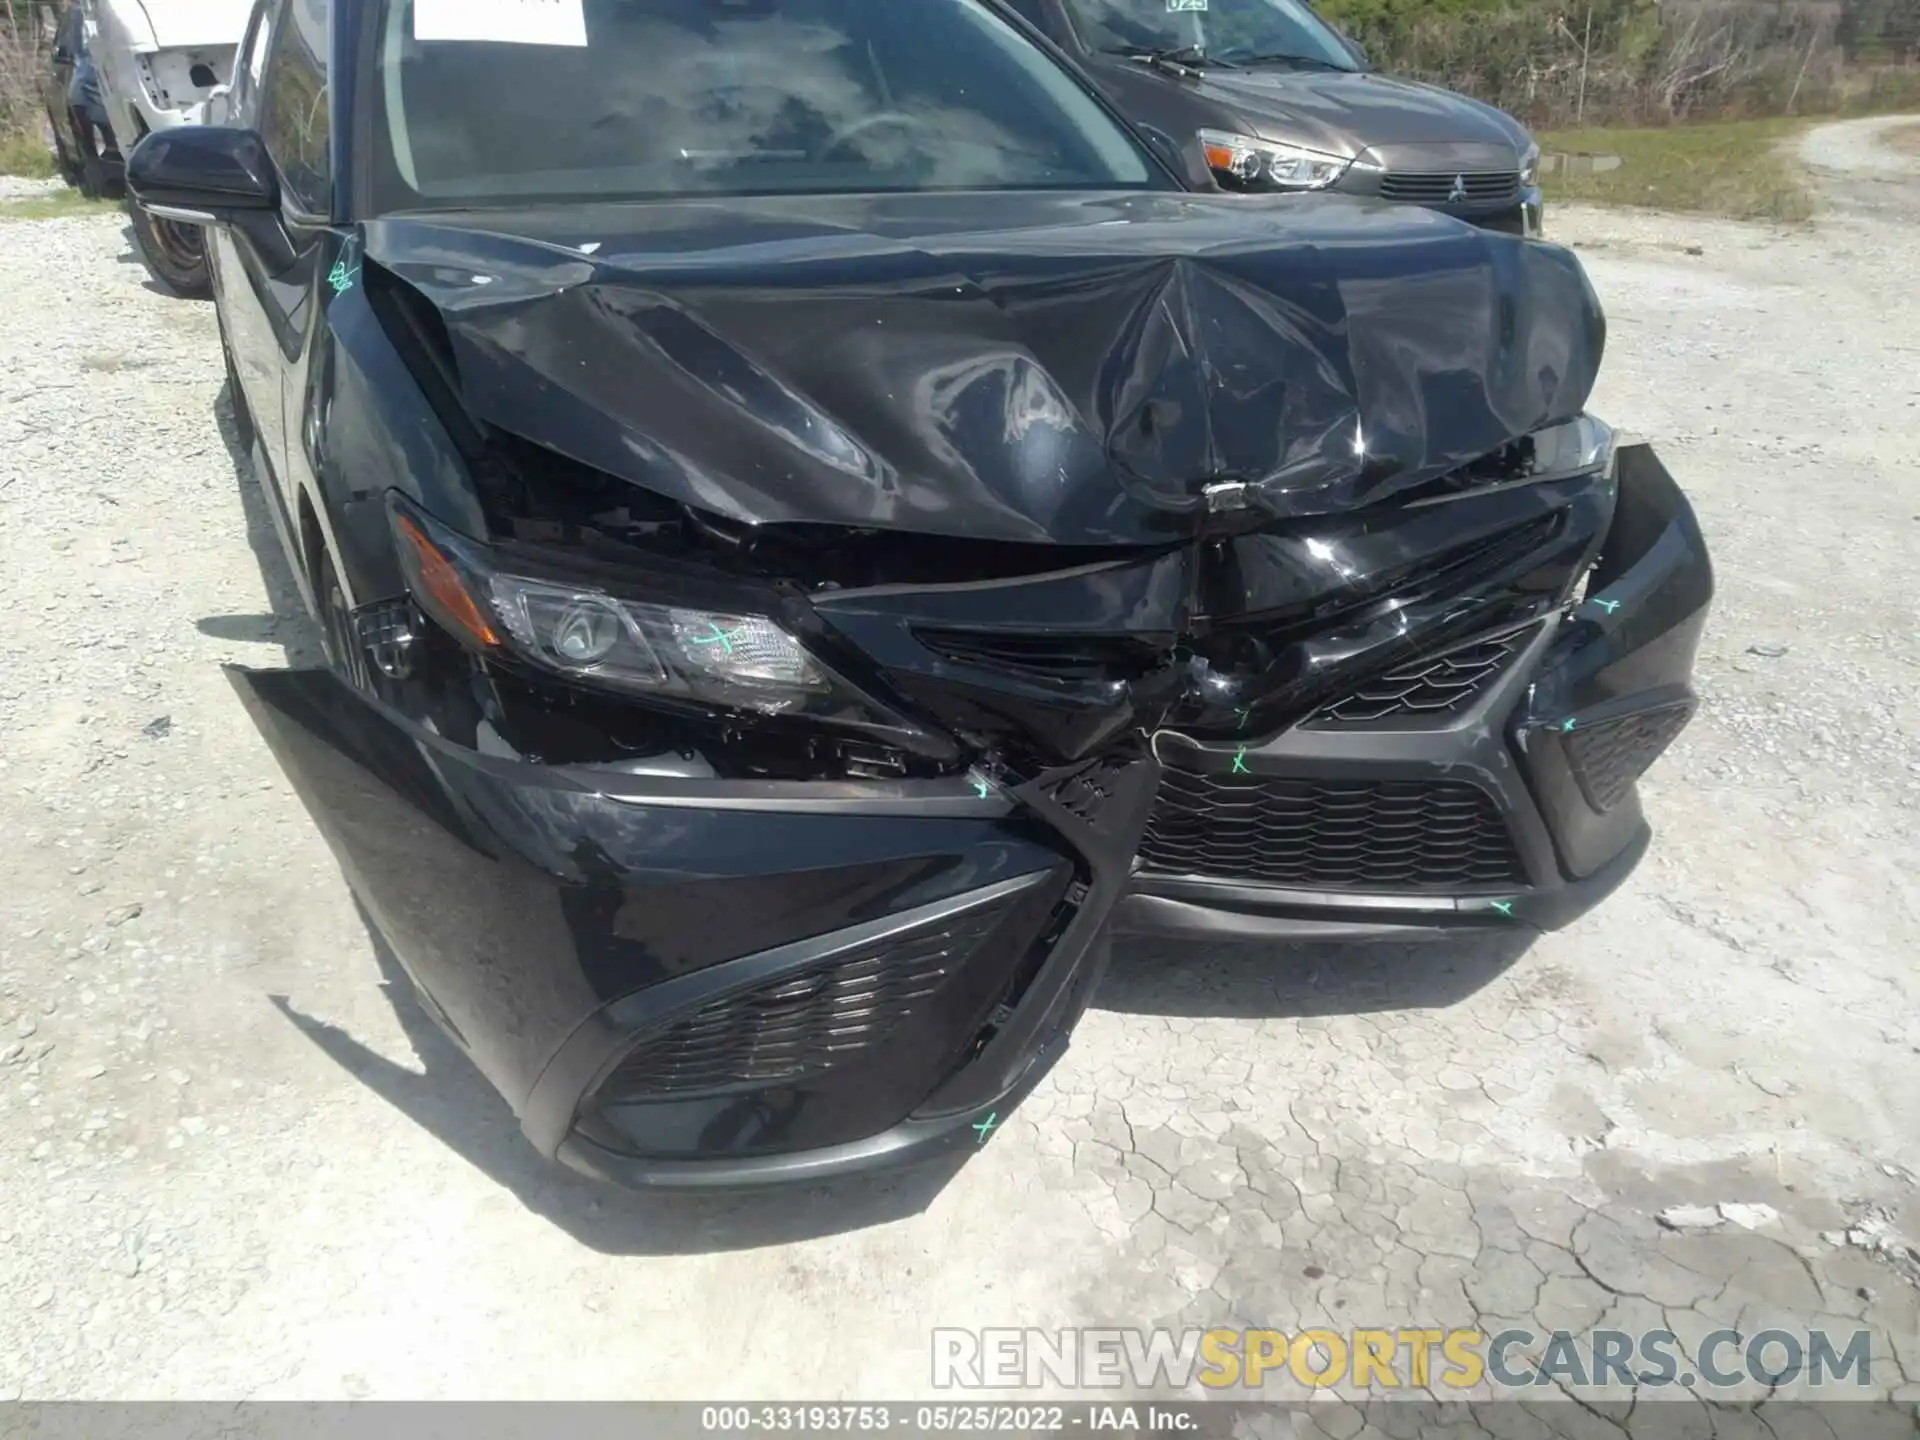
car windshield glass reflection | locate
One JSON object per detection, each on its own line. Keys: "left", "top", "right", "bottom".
{"left": 369, "top": 0, "right": 1157, "bottom": 211}
{"left": 1062, "top": 0, "right": 1356, "bottom": 69}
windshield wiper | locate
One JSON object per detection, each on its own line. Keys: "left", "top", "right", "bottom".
{"left": 1226, "top": 51, "right": 1351, "bottom": 71}
{"left": 1108, "top": 44, "right": 1234, "bottom": 75}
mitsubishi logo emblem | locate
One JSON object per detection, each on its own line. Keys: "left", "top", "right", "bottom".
{"left": 1448, "top": 173, "right": 1468, "bottom": 203}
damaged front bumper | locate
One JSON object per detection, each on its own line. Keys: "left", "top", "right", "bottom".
{"left": 237, "top": 441, "right": 1707, "bottom": 1189}
{"left": 231, "top": 665, "right": 1159, "bottom": 1188}
{"left": 1121, "top": 441, "right": 1712, "bottom": 941}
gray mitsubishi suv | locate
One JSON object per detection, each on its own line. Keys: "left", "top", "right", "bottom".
{"left": 996, "top": 0, "right": 1545, "bottom": 236}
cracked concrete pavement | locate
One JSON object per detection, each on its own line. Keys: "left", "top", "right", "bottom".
{"left": 0, "top": 118, "right": 1917, "bottom": 1411}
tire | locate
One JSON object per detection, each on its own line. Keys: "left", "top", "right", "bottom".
{"left": 127, "top": 202, "right": 213, "bottom": 299}
{"left": 71, "top": 112, "right": 106, "bottom": 200}
{"left": 316, "top": 549, "right": 369, "bottom": 692}
{"left": 47, "top": 110, "right": 81, "bottom": 188}
{"left": 221, "top": 328, "right": 256, "bottom": 454}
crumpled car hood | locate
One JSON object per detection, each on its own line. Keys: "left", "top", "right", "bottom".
{"left": 364, "top": 189, "right": 1603, "bottom": 545}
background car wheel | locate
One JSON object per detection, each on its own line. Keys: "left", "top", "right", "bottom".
{"left": 316, "top": 550, "right": 369, "bottom": 692}
{"left": 126, "top": 204, "right": 213, "bottom": 299}
{"left": 46, "top": 110, "right": 80, "bottom": 188}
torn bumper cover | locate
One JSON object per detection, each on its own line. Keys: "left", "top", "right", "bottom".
{"left": 1121, "top": 443, "right": 1713, "bottom": 941}
{"left": 230, "top": 668, "right": 1155, "bottom": 1187}
{"left": 241, "top": 194, "right": 1710, "bottom": 1186}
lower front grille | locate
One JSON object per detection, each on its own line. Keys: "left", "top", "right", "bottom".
{"left": 1140, "top": 771, "right": 1525, "bottom": 891}
{"left": 1566, "top": 704, "right": 1693, "bottom": 811}
{"left": 1311, "top": 629, "right": 1527, "bottom": 725}
{"left": 603, "top": 905, "right": 1009, "bottom": 1101}
{"left": 1380, "top": 169, "right": 1522, "bottom": 205}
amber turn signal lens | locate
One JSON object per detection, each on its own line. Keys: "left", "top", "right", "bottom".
{"left": 395, "top": 514, "right": 499, "bottom": 647}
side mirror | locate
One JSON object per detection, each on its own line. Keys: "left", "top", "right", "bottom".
{"left": 127, "top": 125, "right": 277, "bottom": 221}
{"left": 1342, "top": 34, "right": 1370, "bottom": 67}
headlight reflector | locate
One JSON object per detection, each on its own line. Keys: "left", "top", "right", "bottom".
{"left": 1526, "top": 413, "right": 1614, "bottom": 481}
{"left": 392, "top": 501, "right": 873, "bottom": 724}
{"left": 1520, "top": 140, "right": 1542, "bottom": 188}
{"left": 1198, "top": 129, "right": 1351, "bottom": 191}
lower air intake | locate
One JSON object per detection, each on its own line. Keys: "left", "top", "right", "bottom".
{"left": 602, "top": 906, "right": 1008, "bottom": 1102}
{"left": 1565, "top": 704, "right": 1693, "bottom": 811}
{"left": 1140, "top": 772, "right": 1525, "bottom": 891}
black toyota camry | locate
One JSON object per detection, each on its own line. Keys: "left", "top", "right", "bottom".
{"left": 126, "top": 0, "right": 1712, "bottom": 1188}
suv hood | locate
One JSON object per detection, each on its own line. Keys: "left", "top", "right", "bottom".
{"left": 1190, "top": 68, "right": 1526, "bottom": 158}
{"left": 363, "top": 189, "right": 1600, "bottom": 546}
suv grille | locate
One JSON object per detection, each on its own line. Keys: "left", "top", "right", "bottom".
{"left": 1566, "top": 704, "right": 1693, "bottom": 811}
{"left": 1310, "top": 630, "right": 1526, "bottom": 725}
{"left": 603, "top": 906, "right": 1008, "bottom": 1101}
{"left": 1140, "top": 772, "right": 1524, "bottom": 891}
{"left": 1380, "top": 170, "right": 1522, "bottom": 205}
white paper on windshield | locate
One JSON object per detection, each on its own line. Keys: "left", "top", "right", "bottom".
{"left": 413, "top": 0, "right": 588, "bottom": 47}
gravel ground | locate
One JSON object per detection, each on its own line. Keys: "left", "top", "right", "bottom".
{"left": 1, "top": 120, "right": 1918, "bottom": 1412}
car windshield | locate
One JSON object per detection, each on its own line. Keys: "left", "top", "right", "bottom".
{"left": 367, "top": 0, "right": 1159, "bottom": 212}
{"left": 1062, "top": 0, "right": 1357, "bottom": 69}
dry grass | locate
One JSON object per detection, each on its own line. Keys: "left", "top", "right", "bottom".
{"left": 1885, "top": 121, "right": 1920, "bottom": 154}
{"left": 0, "top": 188, "right": 116, "bottom": 220}
{"left": 0, "top": 125, "right": 55, "bottom": 178}
{"left": 1541, "top": 116, "right": 1817, "bottom": 222}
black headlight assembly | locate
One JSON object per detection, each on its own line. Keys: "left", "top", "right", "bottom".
{"left": 383, "top": 495, "right": 956, "bottom": 769}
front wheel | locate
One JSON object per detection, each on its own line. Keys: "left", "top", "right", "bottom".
{"left": 127, "top": 203, "right": 212, "bottom": 299}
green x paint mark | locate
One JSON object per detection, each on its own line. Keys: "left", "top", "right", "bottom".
{"left": 1490, "top": 899, "right": 1515, "bottom": 917}
{"left": 1231, "top": 747, "right": 1250, "bottom": 775}
{"left": 1235, "top": 707, "right": 1254, "bottom": 730}
{"left": 1560, "top": 717, "right": 1578, "bottom": 733}
{"left": 686, "top": 623, "right": 738, "bottom": 656}
{"left": 974, "top": 778, "right": 992, "bottom": 799}
{"left": 327, "top": 260, "right": 359, "bottom": 294}
{"left": 1591, "top": 598, "right": 1622, "bottom": 615}
{"left": 972, "top": 1112, "right": 998, "bottom": 1145}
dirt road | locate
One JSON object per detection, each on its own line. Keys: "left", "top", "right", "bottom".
{"left": 1, "top": 119, "right": 1917, "bottom": 1409}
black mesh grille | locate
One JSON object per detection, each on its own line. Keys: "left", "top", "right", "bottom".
{"left": 1566, "top": 704, "right": 1693, "bottom": 811}
{"left": 1139, "top": 772, "right": 1525, "bottom": 891}
{"left": 603, "top": 906, "right": 1007, "bottom": 1101}
{"left": 1311, "top": 631, "right": 1525, "bottom": 725}
{"left": 1380, "top": 170, "right": 1522, "bottom": 204}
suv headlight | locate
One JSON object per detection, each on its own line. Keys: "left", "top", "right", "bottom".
{"left": 387, "top": 499, "right": 936, "bottom": 746}
{"left": 1199, "top": 129, "right": 1351, "bottom": 191}
{"left": 1520, "top": 140, "right": 1541, "bottom": 188}
{"left": 1525, "top": 413, "right": 1613, "bottom": 481}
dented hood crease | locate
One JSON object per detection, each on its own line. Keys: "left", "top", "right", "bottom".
{"left": 363, "top": 190, "right": 1604, "bottom": 545}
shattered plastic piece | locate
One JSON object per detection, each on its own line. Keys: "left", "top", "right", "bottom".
{"left": 141, "top": 715, "right": 171, "bottom": 740}
{"left": 1747, "top": 642, "right": 1789, "bottom": 658}
{"left": 1657, "top": 1204, "right": 1724, "bottom": 1231}
{"left": 1718, "top": 1202, "right": 1779, "bottom": 1230}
